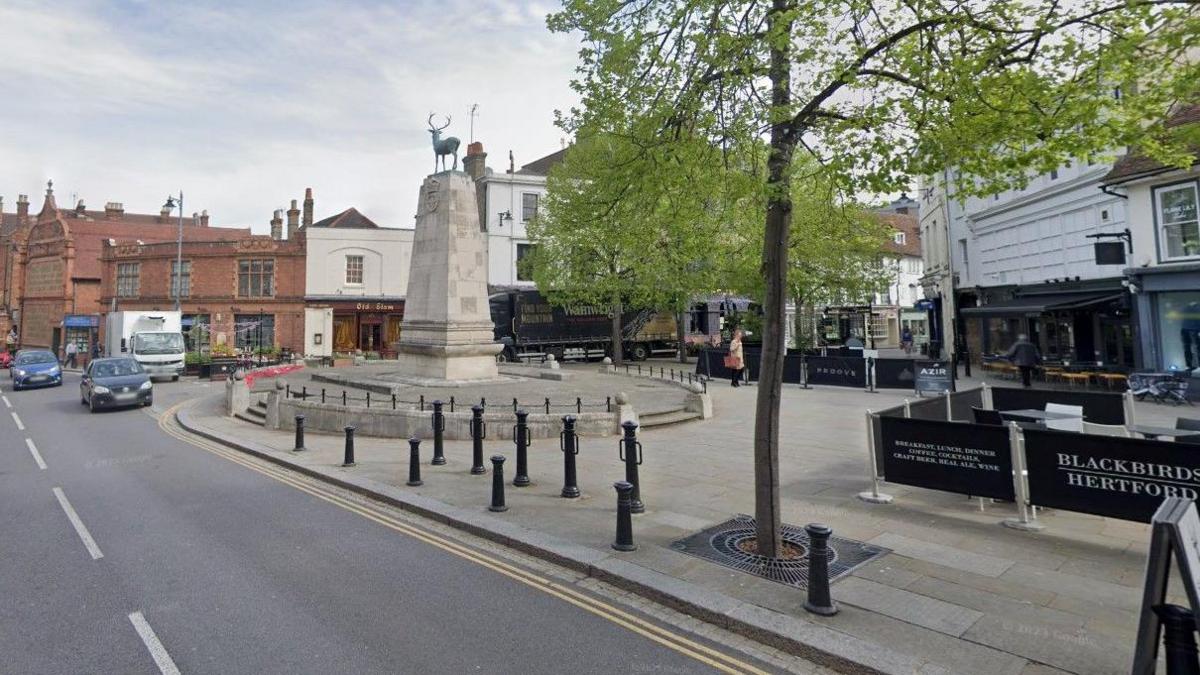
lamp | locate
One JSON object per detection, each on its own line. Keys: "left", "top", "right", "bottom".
{"left": 497, "top": 210, "right": 513, "bottom": 228}
{"left": 165, "top": 192, "right": 184, "bottom": 312}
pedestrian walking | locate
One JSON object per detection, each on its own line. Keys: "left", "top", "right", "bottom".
{"left": 1005, "top": 334, "right": 1041, "bottom": 388}
{"left": 901, "top": 326, "right": 913, "bottom": 355}
{"left": 726, "top": 328, "right": 745, "bottom": 387}
{"left": 5, "top": 327, "right": 16, "bottom": 357}
{"left": 65, "top": 340, "right": 78, "bottom": 368}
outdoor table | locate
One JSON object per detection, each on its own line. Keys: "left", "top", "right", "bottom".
{"left": 1127, "top": 424, "right": 1200, "bottom": 441}
{"left": 998, "top": 409, "right": 1083, "bottom": 422}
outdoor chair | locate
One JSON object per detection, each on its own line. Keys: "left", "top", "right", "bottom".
{"left": 1157, "top": 379, "right": 1192, "bottom": 405}
{"left": 1045, "top": 403, "right": 1084, "bottom": 433}
{"left": 971, "top": 407, "right": 1005, "bottom": 425}
{"left": 1082, "top": 421, "right": 1130, "bottom": 437}
{"left": 1177, "top": 417, "right": 1200, "bottom": 433}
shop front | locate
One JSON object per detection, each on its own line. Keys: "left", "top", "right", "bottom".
{"left": 959, "top": 284, "right": 1132, "bottom": 367}
{"left": 63, "top": 314, "right": 100, "bottom": 365}
{"left": 314, "top": 299, "right": 404, "bottom": 356}
{"left": 1129, "top": 262, "right": 1200, "bottom": 379}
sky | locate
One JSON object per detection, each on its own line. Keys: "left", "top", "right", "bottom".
{"left": 0, "top": 0, "right": 579, "bottom": 232}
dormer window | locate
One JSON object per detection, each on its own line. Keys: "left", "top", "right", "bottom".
{"left": 894, "top": 232, "right": 906, "bottom": 245}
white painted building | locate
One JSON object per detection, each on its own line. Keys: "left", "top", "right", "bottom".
{"left": 302, "top": 207, "right": 413, "bottom": 358}
{"left": 464, "top": 144, "right": 560, "bottom": 289}
{"left": 945, "top": 161, "right": 1135, "bottom": 367}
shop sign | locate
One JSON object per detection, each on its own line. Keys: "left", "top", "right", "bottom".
{"left": 63, "top": 314, "right": 99, "bottom": 328}
{"left": 1024, "top": 429, "right": 1200, "bottom": 522}
{"left": 356, "top": 302, "right": 397, "bottom": 312}
{"left": 880, "top": 417, "right": 1015, "bottom": 500}
{"left": 805, "top": 356, "right": 866, "bottom": 387}
{"left": 914, "top": 360, "right": 953, "bottom": 394}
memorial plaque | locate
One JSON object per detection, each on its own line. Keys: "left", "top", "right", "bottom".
{"left": 914, "top": 360, "right": 953, "bottom": 394}
{"left": 1024, "top": 429, "right": 1200, "bottom": 523}
{"left": 880, "top": 417, "right": 1015, "bottom": 500}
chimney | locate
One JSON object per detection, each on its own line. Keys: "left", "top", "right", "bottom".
{"left": 192, "top": 211, "right": 201, "bottom": 227}
{"left": 75, "top": 200, "right": 86, "bottom": 217}
{"left": 104, "top": 202, "right": 124, "bottom": 220}
{"left": 17, "top": 194, "right": 29, "bottom": 221}
{"left": 199, "top": 209, "right": 210, "bottom": 227}
{"left": 464, "top": 141, "right": 487, "bottom": 181}
{"left": 270, "top": 210, "right": 283, "bottom": 240}
{"left": 302, "top": 188, "right": 313, "bottom": 228}
{"left": 287, "top": 199, "right": 300, "bottom": 239}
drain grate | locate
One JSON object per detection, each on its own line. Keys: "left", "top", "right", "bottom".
{"left": 670, "top": 514, "right": 889, "bottom": 589}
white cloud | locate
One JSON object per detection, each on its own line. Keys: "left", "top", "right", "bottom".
{"left": 0, "top": 0, "right": 579, "bottom": 230}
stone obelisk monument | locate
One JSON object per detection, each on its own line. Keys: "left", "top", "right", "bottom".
{"left": 393, "top": 171, "right": 501, "bottom": 381}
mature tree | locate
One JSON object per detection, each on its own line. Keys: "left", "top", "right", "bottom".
{"left": 551, "top": 0, "right": 1200, "bottom": 555}
{"left": 525, "top": 127, "right": 731, "bottom": 364}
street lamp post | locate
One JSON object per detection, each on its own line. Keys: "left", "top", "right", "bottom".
{"left": 164, "top": 192, "right": 184, "bottom": 312}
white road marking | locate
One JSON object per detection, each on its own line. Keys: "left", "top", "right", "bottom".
{"left": 128, "top": 612, "right": 182, "bottom": 675}
{"left": 51, "top": 487, "right": 103, "bottom": 560}
{"left": 11, "top": 411, "right": 24, "bottom": 430}
{"left": 2, "top": 395, "right": 10, "bottom": 408}
{"left": 25, "top": 438, "right": 46, "bottom": 470}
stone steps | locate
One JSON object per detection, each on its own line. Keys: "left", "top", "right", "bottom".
{"left": 234, "top": 402, "right": 267, "bottom": 426}
{"left": 638, "top": 408, "right": 701, "bottom": 429}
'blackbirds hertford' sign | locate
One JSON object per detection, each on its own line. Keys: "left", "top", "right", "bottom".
{"left": 1024, "top": 428, "right": 1200, "bottom": 523}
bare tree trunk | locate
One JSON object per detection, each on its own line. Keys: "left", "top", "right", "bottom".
{"left": 610, "top": 295, "right": 624, "bottom": 366}
{"left": 753, "top": 0, "right": 796, "bottom": 558}
{"left": 676, "top": 310, "right": 687, "bottom": 363}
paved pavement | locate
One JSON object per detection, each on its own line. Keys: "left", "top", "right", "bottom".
{"left": 182, "top": 361, "right": 1200, "bottom": 675}
{"left": 0, "top": 373, "right": 822, "bottom": 674}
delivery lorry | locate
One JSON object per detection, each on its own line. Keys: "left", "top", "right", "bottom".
{"left": 103, "top": 311, "right": 186, "bottom": 380}
{"left": 489, "top": 290, "right": 677, "bottom": 362}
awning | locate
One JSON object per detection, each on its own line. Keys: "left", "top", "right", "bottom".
{"left": 960, "top": 292, "right": 1123, "bottom": 317}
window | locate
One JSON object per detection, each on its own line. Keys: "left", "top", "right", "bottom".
{"left": 234, "top": 314, "right": 275, "bottom": 352}
{"left": 1154, "top": 182, "right": 1200, "bottom": 260}
{"left": 182, "top": 314, "right": 210, "bottom": 353}
{"left": 238, "top": 259, "right": 275, "bottom": 297}
{"left": 893, "top": 232, "right": 906, "bottom": 245}
{"left": 116, "top": 263, "right": 140, "bottom": 298}
{"left": 515, "top": 243, "right": 535, "bottom": 282}
{"left": 869, "top": 314, "right": 888, "bottom": 339}
{"left": 1049, "top": 168, "right": 1058, "bottom": 180}
{"left": 345, "top": 255, "right": 364, "bottom": 285}
{"left": 521, "top": 193, "right": 539, "bottom": 222}
{"left": 171, "top": 260, "right": 191, "bottom": 298}
{"left": 1157, "top": 292, "right": 1200, "bottom": 375}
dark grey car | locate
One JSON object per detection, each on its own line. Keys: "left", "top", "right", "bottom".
{"left": 80, "top": 357, "right": 153, "bottom": 412}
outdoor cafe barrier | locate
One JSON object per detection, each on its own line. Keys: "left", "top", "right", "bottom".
{"left": 858, "top": 386, "right": 1192, "bottom": 528}
{"left": 696, "top": 347, "right": 950, "bottom": 394}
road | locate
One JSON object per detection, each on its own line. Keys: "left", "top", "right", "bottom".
{"left": 0, "top": 374, "right": 796, "bottom": 674}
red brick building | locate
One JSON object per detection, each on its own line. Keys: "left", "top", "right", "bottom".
{"left": 0, "top": 182, "right": 246, "bottom": 358}
{"left": 99, "top": 232, "right": 307, "bottom": 356}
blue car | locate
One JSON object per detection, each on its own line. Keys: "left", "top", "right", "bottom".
{"left": 10, "top": 349, "right": 63, "bottom": 390}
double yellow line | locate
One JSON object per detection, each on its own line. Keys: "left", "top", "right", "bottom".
{"left": 159, "top": 402, "right": 770, "bottom": 675}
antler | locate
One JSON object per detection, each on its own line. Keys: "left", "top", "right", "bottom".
{"left": 427, "top": 113, "right": 451, "bottom": 132}
{"left": 427, "top": 113, "right": 436, "bottom": 129}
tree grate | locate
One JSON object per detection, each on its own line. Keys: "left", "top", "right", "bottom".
{"left": 670, "top": 514, "right": 889, "bottom": 589}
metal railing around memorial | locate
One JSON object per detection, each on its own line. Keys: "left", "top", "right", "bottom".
{"left": 618, "top": 362, "right": 709, "bottom": 393}
{"left": 283, "top": 384, "right": 614, "bottom": 415}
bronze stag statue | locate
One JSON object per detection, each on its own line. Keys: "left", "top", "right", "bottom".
{"left": 428, "top": 114, "right": 461, "bottom": 173}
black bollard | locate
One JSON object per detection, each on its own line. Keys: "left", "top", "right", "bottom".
{"left": 544, "top": 397, "right": 550, "bottom": 414}
{"left": 612, "top": 481, "right": 637, "bottom": 551}
{"left": 489, "top": 455, "right": 508, "bottom": 512}
{"left": 342, "top": 390, "right": 347, "bottom": 406}
{"left": 406, "top": 437, "right": 423, "bottom": 486}
{"left": 560, "top": 415, "right": 581, "bottom": 498}
{"left": 470, "top": 405, "right": 487, "bottom": 474}
{"left": 450, "top": 396, "right": 455, "bottom": 413}
{"left": 512, "top": 410, "right": 531, "bottom": 487}
{"left": 321, "top": 388, "right": 326, "bottom": 404}
{"left": 618, "top": 421, "right": 645, "bottom": 513}
{"left": 1155, "top": 604, "right": 1200, "bottom": 675}
{"left": 342, "top": 426, "right": 356, "bottom": 467}
{"left": 803, "top": 523, "right": 838, "bottom": 616}
{"left": 431, "top": 400, "right": 446, "bottom": 465}
{"left": 293, "top": 414, "right": 307, "bottom": 452}
{"left": 302, "top": 385, "right": 307, "bottom": 400}
{"left": 392, "top": 394, "right": 397, "bottom": 410}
